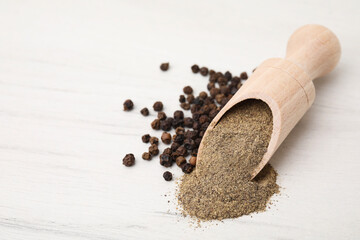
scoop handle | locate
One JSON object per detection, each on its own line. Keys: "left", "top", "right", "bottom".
{"left": 285, "top": 24, "right": 341, "bottom": 80}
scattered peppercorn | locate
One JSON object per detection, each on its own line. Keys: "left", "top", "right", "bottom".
{"left": 189, "top": 156, "right": 197, "bottom": 166}
{"left": 173, "top": 110, "right": 184, "bottom": 120}
{"left": 142, "top": 152, "right": 152, "bottom": 160}
{"left": 140, "top": 107, "right": 149, "bottom": 116}
{"left": 160, "top": 120, "right": 172, "bottom": 131}
{"left": 240, "top": 71, "right": 248, "bottom": 80}
{"left": 157, "top": 111, "right": 167, "bottom": 120}
{"left": 176, "top": 156, "right": 186, "bottom": 166}
{"left": 123, "top": 99, "right": 134, "bottom": 111}
{"left": 149, "top": 144, "right": 159, "bottom": 156}
{"left": 200, "top": 67, "right": 209, "bottom": 76}
{"left": 183, "top": 86, "right": 193, "bottom": 95}
{"left": 161, "top": 132, "right": 172, "bottom": 144}
{"left": 150, "top": 136, "right": 159, "bottom": 145}
{"left": 142, "top": 134, "right": 151, "bottom": 143}
{"left": 179, "top": 95, "right": 186, "bottom": 103}
{"left": 163, "top": 171, "right": 173, "bottom": 181}
{"left": 151, "top": 119, "right": 161, "bottom": 130}
{"left": 160, "top": 62, "right": 169, "bottom": 71}
{"left": 191, "top": 64, "right": 200, "bottom": 73}
{"left": 180, "top": 102, "right": 190, "bottom": 110}
{"left": 123, "top": 154, "right": 135, "bottom": 167}
{"left": 153, "top": 101, "right": 163, "bottom": 111}
{"left": 160, "top": 154, "right": 173, "bottom": 167}
{"left": 187, "top": 94, "right": 195, "bottom": 103}
{"left": 163, "top": 147, "right": 172, "bottom": 155}
{"left": 182, "top": 163, "right": 194, "bottom": 174}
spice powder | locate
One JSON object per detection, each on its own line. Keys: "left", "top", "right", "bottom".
{"left": 177, "top": 99, "right": 279, "bottom": 221}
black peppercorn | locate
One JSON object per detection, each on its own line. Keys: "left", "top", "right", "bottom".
{"left": 173, "top": 110, "right": 184, "bottom": 120}
{"left": 189, "top": 156, "right": 197, "bottom": 166}
{"left": 240, "top": 71, "right": 248, "bottom": 80}
{"left": 199, "top": 115, "right": 209, "bottom": 124}
{"left": 210, "top": 88, "right": 220, "bottom": 98}
{"left": 171, "top": 142, "right": 180, "bottom": 152}
{"left": 172, "top": 119, "right": 184, "bottom": 128}
{"left": 161, "top": 132, "right": 172, "bottom": 144}
{"left": 149, "top": 144, "right": 159, "bottom": 156}
{"left": 182, "top": 163, "right": 194, "bottom": 174}
{"left": 224, "top": 71, "right": 232, "bottom": 80}
{"left": 153, "top": 101, "right": 163, "bottom": 111}
{"left": 123, "top": 99, "right": 134, "bottom": 111}
{"left": 173, "top": 134, "right": 184, "bottom": 144}
{"left": 209, "top": 109, "right": 219, "bottom": 119}
{"left": 142, "top": 152, "right": 152, "bottom": 160}
{"left": 176, "top": 145, "right": 188, "bottom": 156}
{"left": 183, "top": 86, "right": 193, "bottom": 95}
{"left": 142, "top": 134, "right": 151, "bottom": 143}
{"left": 207, "top": 82, "right": 215, "bottom": 91}
{"left": 151, "top": 119, "right": 161, "bottom": 130}
{"left": 215, "top": 94, "right": 225, "bottom": 104}
{"left": 186, "top": 94, "right": 195, "bottom": 104}
{"left": 184, "top": 130, "right": 198, "bottom": 140}
{"left": 199, "top": 91, "right": 208, "bottom": 99}
{"left": 179, "top": 95, "right": 186, "bottom": 103}
{"left": 183, "top": 117, "right": 194, "bottom": 128}
{"left": 191, "top": 64, "right": 200, "bottom": 73}
{"left": 180, "top": 102, "right": 190, "bottom": 110}
{"left": 176, "top": 156, "right": 186, "bottom": 166}
{"left": 184, "top": 138, "right": 195, "bottom": 150}
{"left": 200, "top": 67, "right": 209, "bottom": 76}
{"left": 175, "top": 127, "right": 185, "bottom": 135}
{"left": 192, "top": 121, "right": 200, "bottom": 130}
{"left": 150, "top": 136, "right": 159, "bottom": 145}
{"left": 157, "top": 111, "right": 167, "bottom": 120}
{"left": 163, "top": 171, "right": 173, "bottom": 181}
{"left": 140, "top": 107, "right": 149, "bottom": 116}
{"left": 160, "top": 120, "right": 172, "bottom": 131}
{"left": 123, "top": 153, "right": 135, "bottom": 167}
{"left": 163, "top": 147, "right": 172, "bottom": 155}
{"left": 218, "top": 76, "right": 228, "bottom": 86}
{"left": 160, "top": 154, "right": 173, "bottom": 167}
{"left": 160, "top": 62, "right": 169, "bottom": 71}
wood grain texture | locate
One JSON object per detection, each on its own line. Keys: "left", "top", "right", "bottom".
{"left": 0, "top": 0, "right": 359, "bottom": 239}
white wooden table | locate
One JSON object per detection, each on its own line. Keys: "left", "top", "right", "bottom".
{"left": 0, "top": 1, "right": 359, "bottom": 239}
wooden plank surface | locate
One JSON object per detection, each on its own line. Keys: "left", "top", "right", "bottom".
{"left": 0, "top": 0, "right": 359, "bottom": 239}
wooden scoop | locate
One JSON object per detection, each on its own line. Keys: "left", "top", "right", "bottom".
{"left": 197, "top": 24, "right": 341, "bottom": 179}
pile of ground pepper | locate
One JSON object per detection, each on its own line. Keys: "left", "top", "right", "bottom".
{"left": 177, "top": 99, "right": 279, "bottom": 220}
